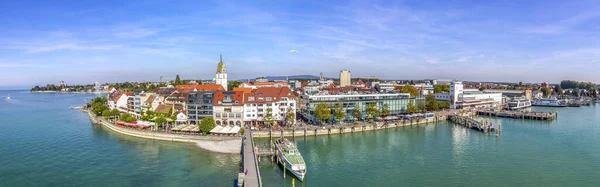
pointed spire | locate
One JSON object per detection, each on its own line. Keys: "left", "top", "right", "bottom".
{"left": 220, "top": 53, "right": 223, "bottom": 62}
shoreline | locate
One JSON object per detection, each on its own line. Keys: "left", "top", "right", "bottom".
{"left": 87, "top": 110, "right": 242, "bottom": 154}
{"left": 32, "top": 91, "right": 103, "bottom": 94}
{"left": 86, "top": 107, "right": 450, "bottom": 153}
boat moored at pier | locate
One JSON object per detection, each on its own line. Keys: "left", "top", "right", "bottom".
{"left": 505, "top": 97, "right": 531, "bottom": 110}
{"left": 532, "top": 98, "right": 566, "bottom": 107}
{"left": 275, "top": 138, "right": 306, "bottom": 181}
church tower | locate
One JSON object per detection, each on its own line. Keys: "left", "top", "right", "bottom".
{"left": 216, "top": 54, "right": 228, "bottom": 90}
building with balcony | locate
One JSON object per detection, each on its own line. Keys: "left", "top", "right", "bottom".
{"left": 302, "top": 92, "right": 425, "bottom": 122}
{"left": 213, "top": 91, "right": 245, "bottom": 126}
{"left": 187, "top": 91, "right": 216, "bottom": 124}
{"left": 243, "top": 87, "right": 297, "bottom": 126}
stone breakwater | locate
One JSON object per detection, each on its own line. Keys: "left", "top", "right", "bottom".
{"left": 87, "top": 111, "right": 241, "bottom": 154}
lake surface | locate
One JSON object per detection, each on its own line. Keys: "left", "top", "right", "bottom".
{"left": 1, "top": 90, "right": 599, "bottom": 187}
{"left": 0, "top": 91, "right": 239, "bottom": 187}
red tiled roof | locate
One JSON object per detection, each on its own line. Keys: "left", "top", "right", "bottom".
{"left": 175, "top": 84, "right": 224, "bottom": 93}
{"left": 244, "top": 87, "right": 296, "bottom": 104}
{"left": 233, "top": 87, "right": 253, "bottom": 93}
{"left": 124, "top": 92, "right": 134, "bottom": 96}
{"left": 213, "top": 91, "right": 245, "bottom": 106}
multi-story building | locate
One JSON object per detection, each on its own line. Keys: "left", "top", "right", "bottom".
{"left": 187, "top": 91, "right": 216, "bottom": 124}
{"left": 213, "top": 91, "right": 245, "bottom": 126}
{"left": 339, "top": 70, "right": 351, "bottom": 87}
{"left": 436, "top": 81, "right": 502, "bottom": 109}
{"left": 302, "top": 92, "right": 425, "bottom": 122}
{"left": 243, "top": 87, "right": 297, "bottom": 126}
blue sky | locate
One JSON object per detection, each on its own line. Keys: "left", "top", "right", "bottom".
{"left": 1, "top": 0, "right": 600, "bottom": 88}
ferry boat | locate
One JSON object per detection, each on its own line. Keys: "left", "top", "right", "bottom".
{"left": 275, "top": 138, "right": 306, "bottom": 181}
{"left": 532, "top": 98, "right": 566, "bottom": 107}
{"left": 505, "top": 97, "right": 531, "bottom": 110}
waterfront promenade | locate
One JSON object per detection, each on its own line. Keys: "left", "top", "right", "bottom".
{"left": 87, "top": 111, "right": 242, "bottom": 153}
{"left": 253, "top": 116, "right": 448, "bottom": 138}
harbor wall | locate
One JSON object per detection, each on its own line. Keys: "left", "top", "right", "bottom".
{"left": 87, "top": 111, "right": 241, "bottom": 153}
{"left": 252, "top": 116, "right": 447, "bottom": 138}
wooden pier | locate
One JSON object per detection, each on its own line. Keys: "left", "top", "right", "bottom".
{"left": 449, "top": 115, "right": 498, "bottom": 133}
{"left": 477, "top": 110, "right": 557, "bottom": 120}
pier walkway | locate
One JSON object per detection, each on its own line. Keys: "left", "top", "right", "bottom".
{"left": 449, "top": 115, "right": 498, "bottom": 133}
{"left": 477, "top": 110, "right": 556, "bottom": 120}
{"left": 241, "top": 129, "right": 262, "bottom": 187}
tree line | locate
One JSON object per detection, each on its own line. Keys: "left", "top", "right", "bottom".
{"left": 311, "top": 94, "right": 449, "bottom": 124}
{"left": 31, "top": 84, "right": 95, "bottom": 92}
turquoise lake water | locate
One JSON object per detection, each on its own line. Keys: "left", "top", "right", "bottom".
{"left": 1, "top": 90, "right": 599, "bottom": 186}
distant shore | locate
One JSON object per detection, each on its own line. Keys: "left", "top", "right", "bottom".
{"left": 31, "top": 90, "right": 103, "bottom": 94}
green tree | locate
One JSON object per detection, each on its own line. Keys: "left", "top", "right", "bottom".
{"left": 396, "top": 86, "right": 420, "bottom": 96}
{"left": 573, "top": 88, "right": 580, "bottom": 96}
{"left": 154, "top": 116, "right": 167, "bottom": 129}
{"left": 102, "top": 109, "right": 111, "bottom": 117}
{"left": 198, "top": 117, "right": 216, "bottom": 134}
{"left": 406, "top": 101, "right": 418, "bottom": 114}
{"left": 314, "top": 102, "right": 331, "bottom": 123}
{"left": 285, "top": 107, "right": 295, "bottom": 126}
{"left": 333, "top": 102, "right": 346, "bottom": 124}
{"left": 228, "top": 81, "right": 242, "bottom": 90}
{"left": 418, "top": 102, "right": 427, "bottom": 112}
{"left": 426, "top": 94, "right": 439, "bottom": 111}
{"left": 381, "top": 103, "right": 390, "bottom": 117}
{"left": 541, "top": 87, "right": 552, "bottom": 97}
{"left": 519, "top": 81, "right": 523, "bottom": 86}
{"left": 554, "top": 86, "right": 563, "bottom": 95}
{"left": 92, "top": 102, "right": 108, "bottom": 115}
{"left": 351, "top": 105, "right": 362, "bottom": 121}
{"left": 366, "top": 103, "right": 380, "bottom": 120}
{"left": 175, "top": 75, "right": 181, "bottom": 85}
{"left": 264, "top": 108, "right": 275, "bottom": 127}
{"left": 433, "top": 85, "right": 450, "bottom": 93}
{"left": 437, "top": 101, "right": 450, "bottom": 109}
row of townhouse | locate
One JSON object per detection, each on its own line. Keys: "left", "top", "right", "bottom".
{"left": 107, "top": 85, "right": 298, "bottom": 127}
{"left": 212, "top": 87, "right": 298, "bottom": 127}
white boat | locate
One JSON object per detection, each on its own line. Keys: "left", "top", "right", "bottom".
{"left": 5, "top": 94, "right": 9, "bottom": 100}
{"left": 505, "top": 97, "right": 531, "bottom": 110}
{"left": 275, "top": 138, "right": 306, "bottom": 181}
{"left": 532, "top": 98, "right": 566, "bottom": 107}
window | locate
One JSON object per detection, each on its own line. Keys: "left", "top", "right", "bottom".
{"left": 280, "top": 97, "right": 287, "bottom": 101}
{"left": 216, "top": 113, "right": 221, "bottom": 117}
{"left": 225, "top": 95, "right": 232, "bottom": 100}
{"left": 258, "top": 97, "right": 264, "bottom": 101}
{"left": 246, "top": 114, "right": 251, "bottom": 117}
{"left": 229, "top": 113, "right": 234, "bottom": 118}
{"left": 258, "top": 109, "right": 264, "bottom": 112}
{"left": 258, "top": 114, "right": 263, "bottom": 117}
{"left": 266, "top": 97, "right": 272, "bottom": 101}
{"left": 218, "top": 101, "right": 222, "bottom": 104}
{"left": 248, "top": 97, "right": 255, "bottom": 101}
{"left": 236, "top": 114, "right": 241, "bottom": 118}
{"left": 258, "top": 104, "right": 263, "bottom": 107}
{"left": 291, "top": 103, "right": 295, "bottom": 106}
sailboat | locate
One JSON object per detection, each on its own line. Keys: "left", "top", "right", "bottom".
{"left": 6, "top": 94, "right": 10, "bottom": 100}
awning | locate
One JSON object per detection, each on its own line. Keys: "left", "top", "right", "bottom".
{"left": 210, "top": 125, "right": 224, "bottom": 133}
